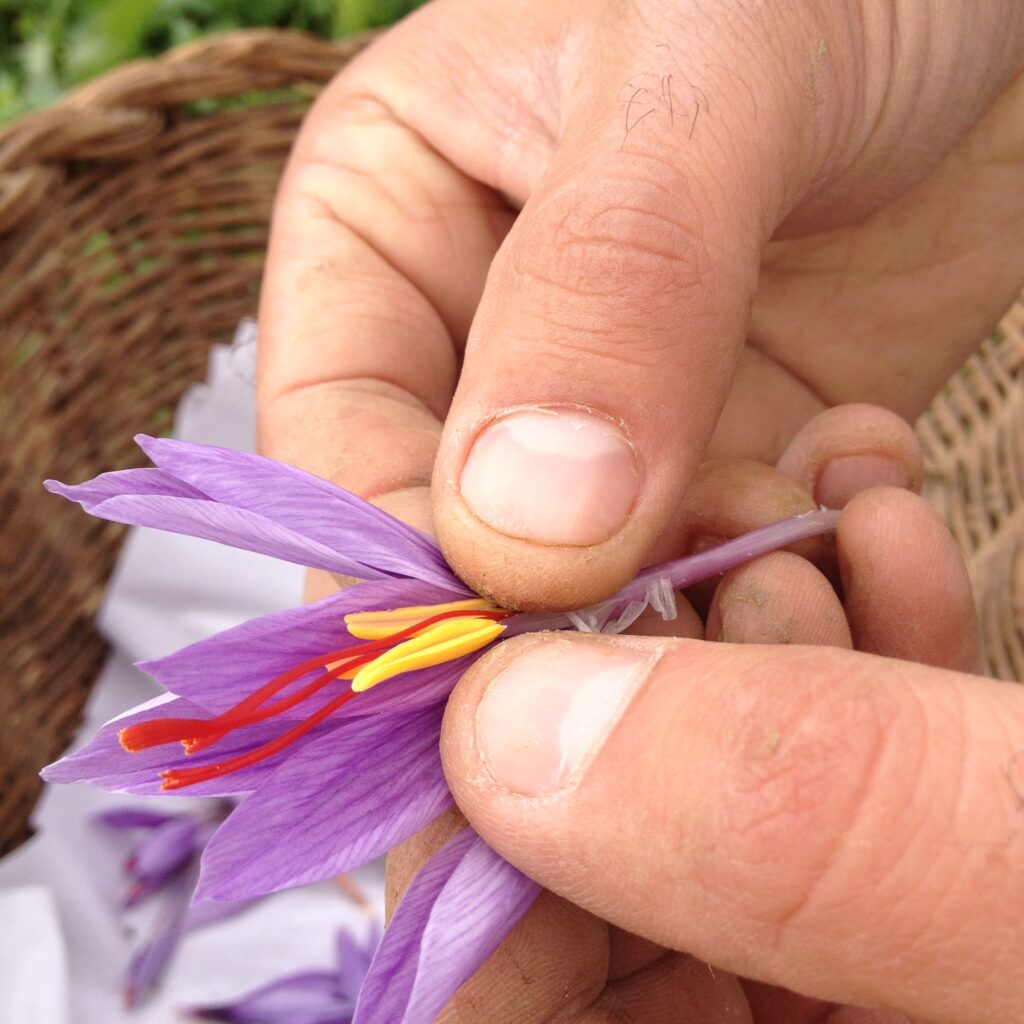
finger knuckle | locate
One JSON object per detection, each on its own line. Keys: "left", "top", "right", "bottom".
{"left": 507, "top": 167, "right": 719, "bottom": 320}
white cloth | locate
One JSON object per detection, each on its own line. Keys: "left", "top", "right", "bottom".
{"left": 0, "top": 322, "right": 385, "bottom": 1023}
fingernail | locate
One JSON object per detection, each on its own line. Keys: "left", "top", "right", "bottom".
{"left": 475, "top": 638, "right": 656, "bottom": 796}
{"left": 815, "top": 454, "right": 911, "bottom": 509}
{"left": 459, "top": 407, "right": 639, "bottom": 545}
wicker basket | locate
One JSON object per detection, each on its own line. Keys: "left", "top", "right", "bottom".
{"left": 1, "top": 29, "right": 1021, "bottom": 855}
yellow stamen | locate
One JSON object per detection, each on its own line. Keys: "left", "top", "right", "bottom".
{"left": 344, "top": 598, "right": 499, "bottom": 640}
{"left": 351, "top": 618, "right": 506, "bottom": 692}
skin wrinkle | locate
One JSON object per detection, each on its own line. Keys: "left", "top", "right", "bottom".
{"left": 540, "top": 147, "right": 733, "bottom": 240}
{"left": 269, "top": 240, "right": 444, "bottom": 345}
{"left": 292, "top": 179, "right": 466, "bottom": 358}
{"left": 263, "top": 298, "right": 452, "bottom": 403}
{"left": 605, "top": 932, "right": 672, "bottom": 984}
{"left": 507, "top": 181, "right": 721, "bottom": 310}
{"left": 842, "top": 1, "right": 898, "bottom": 187}
{"left": 298, "top": 143, "right": 510, "bottom": 257}
{"left": 821, "top": 680, "right": 934, "bottom": 945}
{"left": 265, "top": 375, "right": 442, "bottom": 441}
{"left": 302, "top": 90, "right": 454, "bottom": 198}
{"left": 674, "top": 5, "right": 831, "bottom": 225}
{"left": 505, "top": 318, "right": 729, "bottom": 376}
{"left": 740, "top": 335, "right": 836, "bottom": 417}
{"left": 847, "top": 3, "right": 1024, "bottom": 203}
{"left": 752, "top": 202, "right": 1024, "bottom": 412}
{"left": 499, "top": 295, "right": 735, "bottom": 372}
{"left": 294, "top": 118, "right": 408, "bottom": 220}
{"left": 762, "top": 205, "right": 1020, "bottom": 285}
{"left": 704, "top": 653, "right": 903, "bottom": 941}
{"left": 707, "top": 347, "right": 827, "bottom": 462}
{"left": 373, "top": 5, "right": 564, "bottom": 202}
{"left": 286, "top": 83, "right": 517, "bottom": 347}
{"left": 1002, "top": 750, "right": 1024, "bottom": 810}
{"left": 506, "top": 249, "right": 711, "bottom": 309}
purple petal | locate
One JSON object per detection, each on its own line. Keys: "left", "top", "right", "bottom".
{"left": 335, "top": 926, "right": 380, "bottom": 1001}
{"left": 94, "top": 807, "right": 179, "bottom": 830}
{"left": 140, "top": 580, "right": 467, "bottom": 716}
{"left": 42, "top": 696, "right": 337, "bottom": 797}
{"left": 125, "top": 867, "right": 195, "bottom": 1008}
{"left": 197, "top": 706, "right": 451, "bottom": 901}
{"left": 127, "top": 816, "right": 200, "bottom": 891}
{"left": 354, "top": 830, "right": 540, "bottom": 1024}
{"left": 137, "top": 436, "right": 457, "bottom": 589}
{"left": 188, "top": 971, "right": 352, "bottom": 1024}
{"left": 48, "top": 489, "right": 387, "bottom": 579}
{"left": 44, "top": 467, "right": 206, "bottom": 505}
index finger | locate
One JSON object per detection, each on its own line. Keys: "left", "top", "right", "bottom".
{"left": 256, "top": 19, "right": 521, "bottom": 505}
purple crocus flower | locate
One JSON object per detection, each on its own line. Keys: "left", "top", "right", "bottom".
{"left": 187, "top": 924, "right": 379, "bottom": 1024}
{"left": 43, "top": 435, "right": 839, "bottom": 1023}
{"left": 95, "top": 802, "right": 258, "bottom": 1008}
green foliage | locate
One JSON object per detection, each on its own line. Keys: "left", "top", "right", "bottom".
{"left": 0, "top": 0, "right": 426, "bottom": 123}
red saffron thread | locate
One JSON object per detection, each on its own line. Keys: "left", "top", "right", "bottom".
{"left": 120, "top": 609, "right": 506, "bottom": 755}
{"left": 119, "top": 608, "right": 508, "bottom": 790}
{"left": 160, "top": 686, "right": 360, "bottom": 790}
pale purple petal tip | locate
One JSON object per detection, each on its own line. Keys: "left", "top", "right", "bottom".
{"left": 127, "top": 816, "right": 201, "bottom": 890}
{"left": 185, "top": 972, "right": 352, "bottom": 1024}
{"left": 335, "top": 925, "right": 380, "bottom": 1001}
{"left": 72, "top": 491, "right": 383, "bottom": 579}
{"left": 44, "top": 467, "right": 206, "bottom": 506}
{"left": 94, "top": 807, "right": 178, "bottom": 830}
{"left": 124, "top": 868, "right": 194, "bottom": 1008}
{"left": 47, "top": 436, "right": 466, "bottom": 588}
{"left": 185, "top": 924, "right": 376, "bottom": 1023}
{"left": 354, "top": 830, "right": 540, "bottom": 1024}
{"left": 135, "top": 435, "right": 458, "bottom": 591}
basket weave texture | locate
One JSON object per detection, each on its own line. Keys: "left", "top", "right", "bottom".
{"left": 1, "top": 30, "right": 1022, "bottom": 855}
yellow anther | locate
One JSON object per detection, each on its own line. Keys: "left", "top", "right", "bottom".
{"left": 345, "top": 598, "right": 498, "bottom": 640}
{"left": 351, "top": 618, "right": 506, "bottom": 692}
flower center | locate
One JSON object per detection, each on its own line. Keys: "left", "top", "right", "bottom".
{"left": 117, "top": 599, "right": 508, "bottom": 790}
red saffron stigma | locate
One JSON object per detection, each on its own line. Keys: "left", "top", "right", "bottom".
{"left": 118, "top": 643, "right": 363, "bottom": 753}
{"left": 159, "top": 686, "right": 359, "bottom": 789}
{"left": 120, "top": 607, "right": 508, "bottom": 790}
{"left": 181, "top": 647, "right": 380, "bottom": 754}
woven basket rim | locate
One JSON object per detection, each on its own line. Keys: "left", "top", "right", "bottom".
{"left": 0, "top": 28, "right": 372, "bottom": 235}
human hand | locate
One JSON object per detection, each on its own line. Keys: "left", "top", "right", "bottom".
{"left": 433, "top": 501, "right": 1021, "bottom": 1024}
{"left": 376, "top": 414, "right": 1021, "bottom": 1024}
{"left": 259, "top": 0, "right": 1024, "bottom": 611}
{"left": 258, "top": 2, "right": 1024, "bottom": 1020}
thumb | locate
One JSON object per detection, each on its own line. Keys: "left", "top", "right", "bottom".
{"left": 431, "top": 3, "right": 1024, "bottom": 611}
{"left": 431, "top": 11, "right": 802, "bottom": 610}
{"left": 442, "top": 634, "right": 1024, "bottom": 1024}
